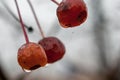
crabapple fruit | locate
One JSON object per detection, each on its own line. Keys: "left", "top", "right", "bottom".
{"left": 57, "top": 0, "right": 87, "bottom": 28}
{"left": 17, "top": 42, "right": 47, "bottom": 70}
{"left": 38, "top": 37, "right": 65, "bottom": 63}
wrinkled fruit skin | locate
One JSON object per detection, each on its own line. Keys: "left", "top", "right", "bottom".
{"left": 57, "top": 0, "right": 87, "bottom": 28}
{"left": 18, "top": 42, "right": 47, "bottom": 70}
{"left": 38, "top": 37, "right": 65, "bottom": 63}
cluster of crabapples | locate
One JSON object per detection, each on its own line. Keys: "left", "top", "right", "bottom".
{"left": 15, "top": 0, "right": 87, "bottom": 71}
{"left": 18, "top": 37, "right": 65, "bottom": 70}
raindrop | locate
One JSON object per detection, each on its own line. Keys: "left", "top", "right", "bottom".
{"left": 22, "top": 68, "right": 32, "bottom": 73}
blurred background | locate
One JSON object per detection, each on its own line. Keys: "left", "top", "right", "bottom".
{"left": 0, "top": 0, "right": 120, "bottom": 80}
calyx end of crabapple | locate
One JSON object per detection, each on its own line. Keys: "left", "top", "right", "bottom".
{"left": 29, "top": 64, "right": 41, "bottom": 70}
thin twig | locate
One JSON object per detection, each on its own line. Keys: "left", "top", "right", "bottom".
{"left": 27, "top": 0, "right": 45, "bottom": 38}
{"left": 51, "top": 0, "right": 59, "bottom": 5}
{"left": 15, "top": 0, "right": 29, "bottom": 43}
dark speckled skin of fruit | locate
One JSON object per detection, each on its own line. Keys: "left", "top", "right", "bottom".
{"left": 57, "top": 0, "right": 87, "bottom": 28}
{"left": 38, "top": 37, "right": 65, "bottom": 63}
{"left": 17, "top": 42, "right": 47, "bottom": 70}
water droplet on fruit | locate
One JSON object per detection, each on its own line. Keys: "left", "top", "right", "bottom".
{"left": 22, "top": 68, "right": 32, "bottom": 73}
{"left": 45, "top": 64, "right": 51, "bottom": 67}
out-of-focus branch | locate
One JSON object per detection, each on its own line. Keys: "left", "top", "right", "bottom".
{"left": 91, "top": 0, "right": 120, "bottom": 80}
{"left": 1, "top": 1, "right": 33, "bottom": 32}
{"left": 0, "top": 66, "right": 8, "bottom": 80}
{"left": 0, "top": 55, "right": 8, "bottom": 80}
{"left": 91, "top": 0, "right": 109, "bottom": 72}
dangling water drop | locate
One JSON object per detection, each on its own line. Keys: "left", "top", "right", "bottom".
{"left": 22, "top": 68, "right": 32, "bottom": 73}
{"left": 45, "top": 64, "right": 51, "bottom": 67}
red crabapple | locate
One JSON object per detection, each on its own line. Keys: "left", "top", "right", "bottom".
{"left": 38, "top": 37, "right": 65, "bottom": 63}
{"left": 18, "top": 42, "right": 47, "bottom": 70}
{"left": 57, "top": 0, "right": 87, "bottom": 28}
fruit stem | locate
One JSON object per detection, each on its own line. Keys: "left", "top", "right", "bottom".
{"left": 51, "top": 0, "right": 59, "bottom": 5}
{"left": 15, "top": 0, "right": 29, "bottom": 43}
{"left": 27, "top": 0, "right": 45, "bottom": 38}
